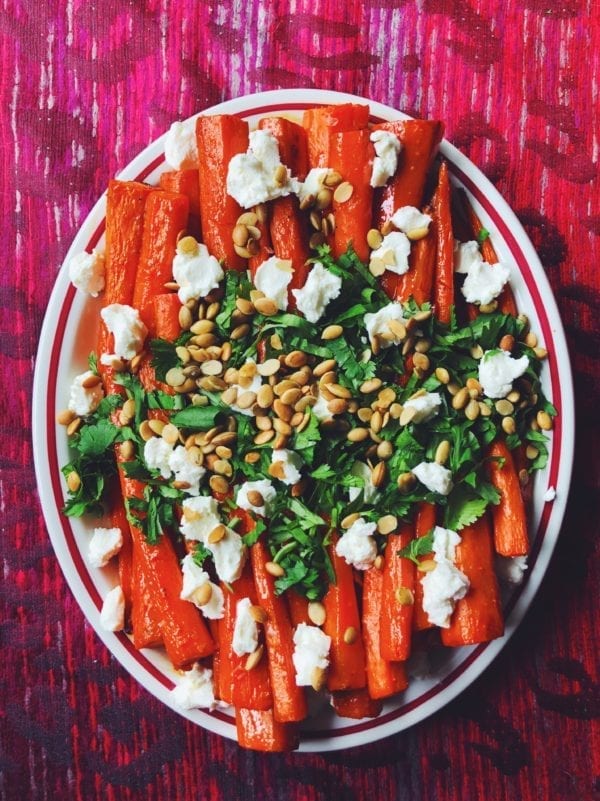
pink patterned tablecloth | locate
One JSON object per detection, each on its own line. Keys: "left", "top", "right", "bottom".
{"left": 1, "top": 1, "right": 599, "bottom": 799}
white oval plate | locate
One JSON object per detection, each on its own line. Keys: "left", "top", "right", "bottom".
{"left": 32, "top": 89, "right": 574, "bottom": 751}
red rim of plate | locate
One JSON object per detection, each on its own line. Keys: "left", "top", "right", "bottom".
{"left": 38, "top": 93, "right": 567, "bottom": 744}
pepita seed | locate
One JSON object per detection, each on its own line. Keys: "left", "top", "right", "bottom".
{"left": 230, "top": 323, "right": 250, "bottom": 340}
{"left": 417, "top": 559, "right": 437, "bottom": 573}
{"left": 347, "top": 427, "right": 369, "bottom": 442}
{"left": 213, "top": 459, "right": 233, "bottom": 477}
{"left": 334, "top": 181, "right": 354, "bottom": 203}
{"left": 435, "top": 440, "right": 451, "bottom": 465}
{"left": 284, "top": 350, "right": 307, "bottom": 369}
{"left": 311, "top": 666, "right": 327, "bottom": 692}
{"left": 397, "top": 471, "right": 416, "bottom": 494}
{"left": 367, "top": 228, "right": 383, "bottom": 249}
{"left": 435, "top": 366, "right": 450, "bottom": 384}
{"left": 315, "top": 188, "right": 332, "bottom": 209}
{"left": 452, "top": 387, "right": 470, "bottom": 410}
{"left": 406, "top": 226, "right": 428, "bottom": 241}
{"left": 66, "top": 470, "right": 81, "bottom": 492}
{"left": 343, "top": 626, "right": 358, "bottom": 645}
{"left": 324, "top": 170, "right": 343, "bottom": 187}
{"left": 208, "top": 524, "right": 226, "bottom": 544}
{"left": 56, "top": 408, "right": 76, "bottom": 426}
{"left": 395, "top": 587, "right": 414, "bottom": 605}
{"left": 499, "top": 334, "right": 515, "bottom": 352}
{"left": 322, "top": 324, "right": 343, "bottom": 341}
{"left": 360, "top": 378, "right": 382, "bottom": 394}
{"left": 377, "top": 440, "right": 393, "bottom": 460}
{"left": 119, "top": 440, "right": 135, "bottom": 460}
{"left": 313, "top": 358, "right": 337, "bottom": 377}
{"left": 257, "top": 358, "right": 281, "bottom": 377}
{"left": 244, "top": 644, "right": 265, "bottom": 672}
{"left": 209, "top": 475, "right": 229, "bottom": 495}
{"left": 309, "top": 231, "right": 325, "bottom": 249}
{"left": 502, "top": 416, "right": 516, "bottom": 435}
{"left": 256, "top": 384, "right": 274, "bottom": 409}
{"left": 254, "top": 296, "right": 279, "bottom": 316}
{"left": 166, "top": 367, "right": 186, "bottom": 387}
{"left": 377, "top": 514, "right": 397, "bottom": 535}
{"left": 255, "top": 429, "right": 275, "bottom": 445}
{"left": 193, "top": 583, "right": 213, "bottom": 607}
{"left": 465, "top": 398, "right": 480, "bottom": 421}
{"left": 369, "top": 257, "right": 385, "bottom": 277}
{"left": 265, "top": 561, "right": 285, "bottom": 577}
{"left": 479, "top": 301, "right": 498, "bottom": 314}
{"left": 495, "top": 399, "right": 514, "bottom": 416}
{"left": 162, "top": 423, "right": 180, "bottom": 445}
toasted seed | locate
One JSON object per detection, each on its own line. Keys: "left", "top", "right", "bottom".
{"left": 147, "top": 419, "right": 164, "bottom": 437}
{"left": 230, "top": 323, "right": 250, "bottom": 341}
{"left": 208, "top": 524, "right": 226, "bottom": 544}
{"left": 399, "top": 406, "right": 416, "bottom": 427}
{"left": 536, "top": 411, "right": 552, "bottom": 431}
{"left": 395, "top": 587, "right": 415, "bottom": 605}
{"left": 502, "top": 416, "right": 516, "bottom": 435}
{"left": 377, "top": 514, "right": 397, "bottom": 535}
{"left": 221, "top": 386, "right": 238, "bottom": 406}
{"left": 273, "top": 399, "right": 293, "bottom": 422}
{"left": 311, "top": 666, "right": 327, "bottom": 692}
{"left": 313, "top": 358, "right": 337, "bottom": 378}
{"left": 326, "top": 398, "right": 347, "bottom": 415}
{"left": 452, "top": 386, "right": 470, "bottom": 410}
{"left": 208, "top": 475, "right": 229, "bottom": 495}
{"left": 237, "top": 211, "right": 259, "bottom": 227}
{"left": 257, "top": 358, "right": 281, "bottom": 377}
{"left": 360, "top": 378, "right": 382, "bottom": 395}
{"left": 370, "top": 409, "right": 383, "bottom": 433}
{"left": 334, "top": 181, "right": 354, "bottom": 203}
{"left": 413, "top": 352, "right": 430, "bottom": 373}
{"left": 285, "top": 350, "right": 307, "bottom": 369}
{"left": 321, "top": 324, "right": 343, "bottom": 341}
{"left": 524, "top": 331, "right": 538, "bottom": 348}
{"left": 324, "top": 170, "right": 343, "bottom": 187}
{"left": 470, "top": 344, "right": 484, "bottom": 360}
{"left": 254, "top": 296, "right": 279, "bottom": 316}
{"left": 315, "top": 188, "right": 332, "bottom": 210}
{"left": 377, "top": 440, "right": 393, "bottom": 460}
{"left": 160, "top": 423, "right": 179, "bottom": 445}
{"left": 377, "top": 387, "right": 397, "bottom": 409}
{"left": 495, "top": 399, "right": 514, "bottom": 416}
{"left": 281, "top": 388, "right": 302, "bottom": 406}
{"left": 138, "top": 420, "right": 153, "bottom": 441}
{"left": 256, "top": 384, "right": 274, "bottom": 409}
{"left": 374, "top": 555, "right": 385, "bottom": 570}
{"left": 255, "top": 429, "right": 275, "bottom": 446}
{"left": 232, "top": 224, "right": 250, "bottom": 247}
{"left": 328, "top": 383, "right": 351, "bottom": 400}
{"left": 215, "top": 445, "right": 232, "bottom": 460}
{"left": 479, "top": 401, "right": 492, "bottom": 417}
{"left": 244, "top": 606, "right": 267, "bottom": 627}
{"left": 435, "top": 440, "right": 451, "bottom": 465}
{"left": 273, "top": 418, "right": 292, "bottom": 437}
{"left": 56, "top": 408, "right": 77, "bottom": 426}
{"left": 465, "top": 398, "right": 481, "bottom": 421}
{"left": 367, "top": 228, "right": 383, "bottom": 249}
{"left": 191, "top": 583, "right": 213, "bottom": 610}
{"left": 369, "top": 257, "right": 386, "bottom": 277}
{"left": 309, "top": 231, "right": 325, "bottom": 249}
{"left": 371, "top": 462, "right": 387, "bottom": 488}
{"left": 265, "top": 561, "right": 284, "bottom": 577}
{"left": 299, "top": 193, "right": 314, "bottom": 210}
{"left": 243, "top": 490, "right": 264, "bottom": 509}
{"left": 507, "top": 390, "right": 521, "bottom": 404}
{"left": 347, "top": 427, "right": 369, "bottom": 443}
{"left": 245, "top": 644, "right": 265, "bottom": 672}
{"left": 434, "top": 367, "right": 450, "bottom": 385}
{"left": 479, "top": 301, "right": 498, "bottom": 314}
{"left": 340, "top": 512, "right": 360, "bottom": 531}
{"left": 274, "top": 163, "right": 288, "bottom": 185}
{"left": 499, "top": 334, "right": 515, "bottom": 352}
{"left": 66, "top": 470, "right": 81, "bottom": 492}
{"left": 397, "top": 471, "right": 416, "bottom": 494}
{"left": 301, "top": 600, "right": 326, "bottom": 630}
{"left": 309, "top": 209, "right": 322, "bottom": 231}
{"left": 406, "top": 226, "right": 429, "bottom": 241}
{"left": 255, "top": 415, "right": 273, "bottom": 432}
{"left": 417, "top": 559, "right": 437, "bottom": 573}
{"left": 200, "top": 359, "right": 223, "bottom": 377}
{"left": 119, "top": 440, "right": 135, "bottom": 460}
{"left": 343, "top": 626, "right": 358, "bottom": 645}
{"left": 526, "top": 444, "right": 539, "bottom": 460}
{"left": 198, "top": 376, "right": 226, "bottom": 392}
{"left": 165, "top": 367, "right": 186, "bottom": 388}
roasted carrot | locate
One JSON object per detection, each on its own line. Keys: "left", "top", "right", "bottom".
{"left": 250, "top": 540, "right": 308, "bottom": 723}
{"left": 432, "top": 162, "right": 454, "bottom": 324}
{"left": 362, "top": 566, "right": 409, "bottom": 699}
{"left": 322, "top": 537, "right": 367, "bottom": 691}
{"left": 153, "top": 293, "right": 182, "bottom": 341}
{"left": 412, "top": 503, "right": 438, "bottom": 632}
{"left": 130, "top": 541, "right": 163, "bottom": 649}
{"left": 259, "top": 116, "right": 309, "bottom": 180}
{"left": 217, "top": 565, "right": 273, "bottom": 711}
{"left": 159, "top": 169, "right": 201, "bottom": 218}
{"left": 287, "top": 591, "right": 311, "bottom": 627}
{"left": 196, "top": 115, "right": 248, "bottom": 270}
{"left": 487, "top": 440, "right": 529, "bottom": 556}
{"left": 329, "top": 129, "right": 373, "bottom": 263}
{"left": 373, "top": 120, "right": 444, "bottom": 228}
{"left": 380, "top": 522, "right": 415, "bottom": 662}
{"left": 132, "top": 191, "right": 189, "bottom": 336}
{"left": 107, "top": 493, "right": 134, "bottom": 619}
{"left": 381, "top": 210, "right": 436, "bottom": 303}
{"left": 303, "top": 103, "right": 369, "bottom": 168}
{"left": 236, "top": 708, "right": 299, "bottom": 753}
{"left": 331, "top": 688, "right": 383, "bottom": 719}
{"left": 441, "top": 515, "right": 504, "bottom": 646}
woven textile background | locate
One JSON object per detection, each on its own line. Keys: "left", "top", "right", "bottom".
{"left": 1, "top": 1, "right": 598, "bottom": 799}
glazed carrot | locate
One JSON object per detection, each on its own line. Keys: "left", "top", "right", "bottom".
{"left": 236, "top": 708, "right": 299, "bottom": 753}
{"left": 380, "top": 522, "right": 415, "bottom": 662}
{"left": 287, "top": 591, "right": 311, "bottom": 627}
{"left": 258, "top": 116, "right": 311, "bottom": 295}
{"left": 487, "top": 440, "right": 529, "bottom": 556}
{"left": 132, "top": 191, "right": 190, "bottom": 335}
{"left": 303, "top": 103, "right": 369, "bottom": 168}
{"left": 362, "top": 566, "right": 409, "bottom": 700}
{"left": 432, "top": 162, "right": 454, "bottom": 324}
{"left": 372, "top": 120, "right": 444, "bottom": 228}
{"left": 153, "top": 293, "right": 181, "bottom": 341}
{"left": 196, "top": 115, "right": 248, "bottom": 270}
{"left": 322, "top": 538, "right": 367, "bottom": 691}
{"left": 441, "top": 515, "right": 504, "bottom": 646}
{"left": 159, "top": 169, "right": 200, "bottom": 218}
{"left": 412, "top": 503, "right": 437, "bottom": 632}
{"left": 217, "top": 565, "right": 273, "bottom": 711}
{"left": 250, "top": 540, "right": 308, "bottom": 723}
{"left": 107, "top": 494, "right": 134, "bottom": 618}
{"left": 130, "top": 542, "right": 163, "bottom": 649}
{"left": 329, "top": 129, "right": 373, "bottom": 263}
{"left": 331, "top": 688, "right": 383, "bottom": 719}
{"left": 381, "top": 211, "right": 436, "bottom": 303}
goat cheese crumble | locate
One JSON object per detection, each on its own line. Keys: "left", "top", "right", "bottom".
{"left": 172, "top": 243, "right": 224, "bottom": 303}
{"left": 391, "top": 206, "right": 432, "bottom": 234}
{"left": 164, "top": 119, "right": 199, "bottom": 169}
{"left": 254, "top": 256, "right": 293, "bottom": 311}
{"left": 169, "top": 664, "right": 222, "bottom": 711}
{"left": 422, "top": 526, "right": 469, "bottom": 627}
{"left": 232, "top": 597, "right": 259, "bottom": 657}
{"left": 68, "top": 249, "right": 105, "bottom": 296}
{"left": 292, "top": 623, "right": 331, "bottom": 687}
{"left": 180, "top": 555, "right": 224, "bottom": 619}
{"left": 100, "top": 304, "right": 147, "bottom": 363}
{"left": 68, "top": 371, "right": 104, "bottom": 416}
{"left": 369, "top": 231, "right": 411, "bottom": 275}
{"left": 335, "top": 518, "right": 377, "bottom": 570}
{"left": 100, "top": 585, "right": 125, "bottom": 632}
{"left": 412, "top": 461, "right": 454, "bottom": 496}
{"left": 478, "top": 349, "right": 529, "bottom": 399}
{"left": 88, "top": 527, "right": 123, "bottom": 568}
{"left": 227, "top": 129, "right": 299, "bottom": 208}
{"left": 292, "top": 261, "right": 342, "bottom": 323}
{"left": 370, "top": 130, "right": 401, "bottom": 188}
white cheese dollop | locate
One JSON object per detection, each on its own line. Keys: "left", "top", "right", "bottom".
{"left": 478, "top": 349, "right": 529, "bottom": 399}
{"left": 143, "top": 437, "right": 174, "bottom": 480}
{"left": 180, "top": 554, "right": 224, "bottom": 619}
{"left": 205, "top": 527, "right": 247, "bottom": 584}
{"left": 227, "top": 129, "right": 300, "bottom": 208}
{"left": 297, "top": 167, "right": 332, "bottom": 204}
{"left": 254, "top": 256, "right": 293, "bottom": 311}
{"left": 172, "top": 243, "right": 224, "bottom": 303}
{"left": 369, "top": 231, "right": 411, "bottom": 275}
{"left": 236, "top": 479, "right": 277, "bottom": 517}
{"left": 292, "top": 261, "right": 342, "bottom": 323}
{"left": 412, "top": 461, "right": 454, "bottom": 496}
{"left": 168, "top": 445, "right": 206, "bottom": 495}
{"left": 68, "top": 250, "right": 105, "bottom": 296}
{"left": 99, "top": 585, "right": 125, "bottom": 632}
{"left": 461, "top": 259, "right": 511, "bottom": 306}
{"left": 402, "top": 391, "right": 442, "bottom": 424}
{"left": 454, "top": 240, "right": 482, "bottom": 274}
{"left": 391, "top": 206, "right": 432, "bottom": 234}
{"left": 271, "top": 448, "right": 304, "bottom": 486}
{"left": 292, "top": 623, "right": 331, "bottom": 687}
{"left": 180, "top": 496, "right": 222, "bottom": 542}
{"left": 422, "top": 526, "right": 470, "bottom": 628}
{"left": 169, "top": 664, "right": 222, "bottom": 711}
{"left": 495, "top": 554, "right": 528, "bottom": 585}
{"left": 348, "top": 461, "right": 379, "bottom": 504}
{"left": 67, "top": 370, "right": 104, "bottom": 416}
{"left": 370, "top": 130, "right": 401, "bottom": 188}
{"left": 164, "top": 119, "right": 199, "bottom": 169}
{"left": 364, "top": 302, "right": 407, "bottom": 347}
{"left": 100, "top": 304, "right": 147, "bottom": 362}
{"left": 88, "top": 527, "right": 123, "bottom": 568}
{"left": 232, "top": 597, "right": 259, "bottom": 656}
{"left": 335, "top": 518, "right": 378, "bottom": 570}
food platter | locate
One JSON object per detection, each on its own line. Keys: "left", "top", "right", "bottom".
{"left": 32, "top": 89, "right": 574, "bottom": 751}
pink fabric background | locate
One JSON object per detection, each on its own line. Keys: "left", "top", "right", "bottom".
{"left": 1, "top": 1, "right": 598, "bottom": 798}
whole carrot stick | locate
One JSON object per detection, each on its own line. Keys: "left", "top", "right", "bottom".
{"left": 250, "top": 540, "right": 308, "bottom": 723}
{"left": 433, "top": 162, "right": 454, "bottom": 324}
{"left": 380, "top": 522, "right": 415, "bottom": 662}
{"left": 303, "top": 103, "right": 369, "bottom": 169}
{"left": 322, "top": 538, "right": 367, "bottom": 691}
{"left": 441, "top": 515, "right": 504, "bottom": 646}
{"left": 362, "top": 566, "right": 409, "bottom": 699}
{"left": 196, "top": 114, "right": 248, "bottom": 270}
{"left": 487, "top": 440, "right": 529, "bottom": 556}
{"left": 236, "top": 708, "right": 299, "bottom": 752}
{"left": 372, "top": 120, "right": 444, "bottom": 228}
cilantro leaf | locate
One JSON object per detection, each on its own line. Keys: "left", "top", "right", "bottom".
{"left": 398, "top": 531, "right": 435, "bottom": 564}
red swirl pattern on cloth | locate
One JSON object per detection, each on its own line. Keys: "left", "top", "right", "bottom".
{"left": 1, "top": 0, "right": 598, "bottom": 798}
